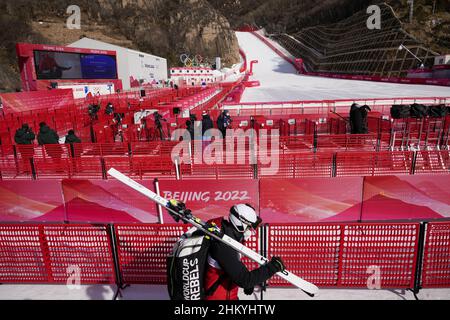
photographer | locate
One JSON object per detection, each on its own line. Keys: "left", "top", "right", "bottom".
{"left": 105, "top": 102, "right": 114, "bottom": 116}
{"left": 153, "top": 111, "right": 167, "bottom": 140}
{"left": 217, "top": 110, "right": 232, "bottom": 138}
{"left": 14, "top": 124, "right": 35, "bottom": 145}
{"left": 88, "top": 104, "right": 100, "bottom": 121}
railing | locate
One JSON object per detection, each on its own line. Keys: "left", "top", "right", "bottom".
{"left": 1, "top": 145, "right": 448, "bottom": 180}
{"left": 0, "top": 221, "right": 448, "bottom": 295}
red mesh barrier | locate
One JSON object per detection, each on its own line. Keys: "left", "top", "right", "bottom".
{"left": 414, "top": 151, "right": 450, "bottom": 175}
{"left": 181, "top": 164, "right": 255, "bottom": 180}
{"left": 42, "top": 224, "right": 116, "bottom": 284}
{"left": 0, "top": 224, "right": 115, "bottom": 284}
{"left": 421, "top": 222, "right": 450, "bottom": 288}
{"left": 316, "top": 134, "right": 378, "bottom": 152}
{"left": 267, "top": 223, "right": 420, "bottom": 289}
{"left": 266, "top": 224, "right": 341, "bottom": 287}
{"left": 0, "top": 158, "right": 33, "bottom": 180}
{"left": 0, "top": 224, "right": 48, "bottom": 283}
{"left": 131, "top": 156, "right": 177, "bottom": 180}
{"left": 336, "top": 151, "right": 414, "bottom": 177}
{"left": 280, "top": 136, "right": 314, "bottom": 152}
{"left": 130, "top": 141, "right": 180, "bottom": 157}
{"left": 114, "top": 224, "right": 259, "bottom": 285}
{"left": 242, "top": 229, "right": 260, "bottom": 272}
{"left": 73, "top": 143, "right": 129, "bottom": 157}
{"left": 69, "top": 158, "right": 104, "bottom": 179}
{"left": 114, "top": 224, "right": 189, "bottom": 284}
{"left": 103, "top": 157, "right": 132, "bottom": 177}
{"left": 338, "top": 223, "right": 419, "bottom": 288}
{"left": 260, "top": 153, "right": 334, "bottom": 178}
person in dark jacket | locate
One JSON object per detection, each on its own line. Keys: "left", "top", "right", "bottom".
{"left": 201, "top": 111, "right": 214, "bottom": 149}
{"left": 350, "top": 104, "right": 371, "bottom": 134}
{"left": 105, "top": 102, "right": 114, "bottom": 116}
{"left": 186, "top": 120, "right": 195, "bottom": 141}
{"left": 201, "top": 111, "right": 214, "bottom": 136}
{"left": 38, "top": 122, "right": 62, "bottom": 161}
{"left": 167, "top": 201, "right": 285, "bottom": 301}
{"left": 88, "top": 104, "right": 100, "bottom": 121}
{"left": 14, "top": 124, "right": 35, "bottom": 145}
{"left": 205, "top": 204, "right": 285, "bottom": 300}
{"left": 65, "top": 130, "right": 82, "bottom": 161}
{"left": 38, "top": 122, "right": 59, "bottom": 145}
{"left": 217, "top": 110, "right": 232, "bottom": 138}
{"left": 14, "top": 124, "right": 35, "bottom": 164}
{"left": 65, "top": 130, "right": 81, "bottom": 144}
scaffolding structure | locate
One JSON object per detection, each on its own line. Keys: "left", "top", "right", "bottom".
{"left": 271, "top": 3, "right": 439, "bottom": 77}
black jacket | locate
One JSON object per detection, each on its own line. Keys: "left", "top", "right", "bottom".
{"left": 38, "top": 126, "right": 59, "bottom": 145}
{"left": 350, "top": 104, "right": 370, "bottom": 134}
{"left": 14, "top": 128, "right": 35, "bottom": 145}
{"left": 209, "top": 219, "right": 277, "bottom": 290}
{"left": 202, "top": 115, "right": 214, "bottom": 135}
{"left": 217, "top": 114, "right": 225, "bottom": 131}
{"left": 65, "top": 133, "right": 81, "bottom": 144}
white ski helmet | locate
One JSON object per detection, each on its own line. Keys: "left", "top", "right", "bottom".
{"left": 229, "top": 204, "right": 262, "bottom": 233}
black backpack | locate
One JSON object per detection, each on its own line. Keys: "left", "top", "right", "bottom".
{"left": 428, "top": 104, "right": 448, "bottom": 118}
{"left": 410, "top": 104, "right": 429, "bottom": 118}
{"left": 391, "top": 105, "right": 411, "bottom": 119}
{"left": 167, "top": 228, "right": 209, "bottom": 300}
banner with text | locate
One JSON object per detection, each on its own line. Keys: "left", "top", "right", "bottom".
{"left": 158, "top": 179, "right": 259, "bottom": 222}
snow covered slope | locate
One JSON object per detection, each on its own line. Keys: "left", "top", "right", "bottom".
{"left": 236, "top": 32, "right": 450, "bottom": 102}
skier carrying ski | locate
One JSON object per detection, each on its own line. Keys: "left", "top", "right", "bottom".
{"left": 168, "top": 201, "right": 286, "bottom": 300}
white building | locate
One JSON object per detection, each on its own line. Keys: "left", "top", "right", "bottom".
{"left": 69, "top": 38, "right": 168, "bottom": 91}
{"left": 169, "top": 67, "right": 225, "bottom": 87}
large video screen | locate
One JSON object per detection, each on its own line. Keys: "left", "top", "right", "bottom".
{"left": 34, "top": 50, "right": 118, "bottom": 80}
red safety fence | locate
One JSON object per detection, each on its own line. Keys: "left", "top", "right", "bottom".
{"left": 259, "top": 152, "right": 334, "bottom": 178}
{"left": 421, "top": 221, "right": 450, "bottom": 288}
{"left": 0, "top": 221, "right": 449, "bottom": 292}
{"left": 0, "top": 224, "right": 116, "bottom": 284}
{"left": 2, "top": 149, "right": 448, "bottom": 181}
{"left": 113, "top": 223, "right": 259, "bottom": 285}
{"left": 180, "top": 163, "right": 255, "bottom": 180}
{"left": 114, "top": 224, "right": 189, "bottom": 284}
{"left": 335, "top": 151, "right": 414, "bottom": 177}
{"left": 414, "top": 151, "right": 450, "bottom": 175}
{"left": 266, "top": 223, "right": 420, "bottom": 289}
{"left": 0, "top": 89, "right": 75, "bottom": 114}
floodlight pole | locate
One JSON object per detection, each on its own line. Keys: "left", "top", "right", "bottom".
{"left": 407, "top": 0, "right": 414, "bottom": 23}
{"left": 399, "top": 44, "right": 424, "bottom": 67}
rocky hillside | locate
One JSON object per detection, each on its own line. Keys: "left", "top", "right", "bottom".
{"left": 210, "top": 0, "right": 450, "bottom": 54}
{"left": 0, "top": 0, "right": 240, "bottom": 92}
{"left": 0, "top": 0, "right": 448, "bottom": 92}
{"left": 389, "top": 0, "right": 450, "bottom": 53}
{"left": 209, "top": 0, "right": 374, "bottom": 33}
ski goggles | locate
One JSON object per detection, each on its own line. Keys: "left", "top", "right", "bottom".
{"left": 239, "top": 215, "right": 262, "bottom": 231}
{"left": 230, "top": 204, "right": 262, "bottom": 231}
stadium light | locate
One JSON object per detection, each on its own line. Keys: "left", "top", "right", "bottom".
{"left": 398, "top": 44, "right": 424, "bottom": 68}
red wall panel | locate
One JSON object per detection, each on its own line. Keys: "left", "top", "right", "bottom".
{"left": 260, "top": 178, "right": 364, "bottom": 223}
{"left": 158, "top": 179, "right": 259, "bottom": 222}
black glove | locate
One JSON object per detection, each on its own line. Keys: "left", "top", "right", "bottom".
{"left": 268, "top": 256, "right": 286, "bottom": 273}
{"left": 244, "top": 287, "right": 254, "bottom": 296}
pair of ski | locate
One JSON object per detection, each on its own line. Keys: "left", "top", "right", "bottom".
{"left": 108, "top": 168, "right": 319, "bottom": 297}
